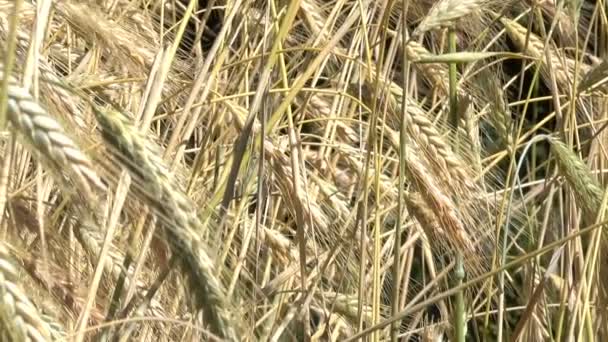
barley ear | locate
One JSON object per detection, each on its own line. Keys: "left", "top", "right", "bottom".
{"left": 550, "top": 139, "right": 603, "bottom": 216}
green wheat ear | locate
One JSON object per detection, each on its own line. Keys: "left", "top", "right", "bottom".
{"left": 92, "top": 107, "right": 239, "bottom": 341}
{"left": 550, "top": 139, "right": 603, "bottom": 217}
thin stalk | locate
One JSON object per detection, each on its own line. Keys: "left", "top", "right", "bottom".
{"left": 392, "top": 2, "right": 410, "bottom": 341}
{"left": 0, "top": 0, "right": 22, "bottom": 129}
{"left": 271, "top": 0, "right": 311, "bottom": 336}
{"left": 448, "top": 27, "right": 459, "bottom": 129}
{"left": 448, "top": 26, "right": 466, "bottom": 342}
{"left": 454, "top": 255, "right": 466, "bottom": 342}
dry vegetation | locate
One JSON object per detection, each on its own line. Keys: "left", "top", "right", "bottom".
{"left": 0, "top": 0, "right": 608, "bottom": 341}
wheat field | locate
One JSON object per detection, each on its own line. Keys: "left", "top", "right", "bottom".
{"left": 0, "top": 0, "right": 607, "bottom": 341}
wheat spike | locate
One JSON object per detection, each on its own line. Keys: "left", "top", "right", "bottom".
{"left": 416, "top": 0, "right": 488, "bottom": 34}
{"left": 405, "top": 191, "right": 445, "bottom": 240}
{"left": 1, "top": 26, "right": 171, "bottom": 321}
{"left": 404, "top": 152, "right": 482, "bottom": 269}
{"left": 2, "top": 71, "right": 105, "bottom": 202}
{"left": 0, "top": 17, "right": 172, "bottom": 329}
{"left": 56, "top": 2, "right": 156, "bottom": 68}
{"left": 500, "top": 17, "right": 574, "bottom": 89}
{"left": 0, "top": 243, "right": 58, "bottom": 342}
{"left": 405, "top": 41, "right": 449, "bottom": 93}
{"left": 359, "top": 81, "right": 476, "bottom": 192}
{"left": 550, "top": 139, "right": 603, "bottom": 217}
{"left": 92, "top": 107, "right": 238, "bottom": 341}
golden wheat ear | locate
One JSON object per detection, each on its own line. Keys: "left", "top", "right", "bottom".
{"left": 0, "top": 243, "right": 63, "bottom": 341}
{"left": 416, "top": 0, "right": 488, "bottom": 34}
{"left": 2, "top": 71, "right": 105, "bottom": 201}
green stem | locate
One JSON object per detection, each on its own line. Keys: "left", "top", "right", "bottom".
{"left": 454, "top": 254, "right": 466, "bottom": 342}
{"left": 448, "top": 27, "right": 466, "bottom": 342}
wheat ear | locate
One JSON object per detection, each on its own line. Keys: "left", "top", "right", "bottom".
{"left": 2, "top": 71, "right": 105, "bottom": 201}
{"left": 0, "top": 243, "right": 58, "bottom": 342}
{"left": 360, "top": 82, "right": 475, "bottom": 192}
{"left": 500, "top": 17, "right": 574, "bottom": 89}
{"left": 405, "top": 41, "right": 449, "bottom": 93}
{"left": 416, "top": 0, "right": 488, "bottom": 34}
{"left": 404, "top": 152, "right": 483, "bottom": 270}
{"left": 92, "top": 108, "right": 238, "bottom": 341}
{"left": 550, "top": 139, "right": 603, "bottom": 217}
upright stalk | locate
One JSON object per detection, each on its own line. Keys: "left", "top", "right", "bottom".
{"left": 0, "top": 0, "right": 22, "bottom": 129}
{"left": 448, "top": 28, "right": 459, "bottom": 129}
{"left": 392, "top": 4, "right": 410, "bottom": 340}
{"left": 448, "top": 26, "right": 466, "bottom": 342}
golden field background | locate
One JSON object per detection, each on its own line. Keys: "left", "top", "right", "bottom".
{"left": 0, "top": 0, "right": 607, "bottom": 341}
